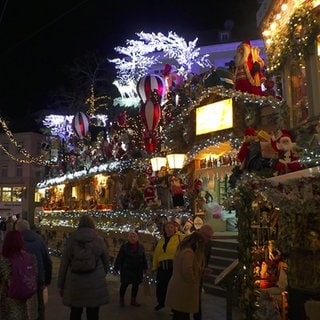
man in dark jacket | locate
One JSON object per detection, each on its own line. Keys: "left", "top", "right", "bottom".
{"left": 15, "top": 219, "right": 52, "bottom": 320}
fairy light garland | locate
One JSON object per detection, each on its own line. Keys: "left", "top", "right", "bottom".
{"left": 0, "top": 117, "right": 46, "bottom": 165}
{"left": 264, "top": 5, "right": 320, "bottom": 73}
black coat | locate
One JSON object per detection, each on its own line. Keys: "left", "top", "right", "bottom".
{"left": 114, "top": 242, "right": 148, "bottom": 284}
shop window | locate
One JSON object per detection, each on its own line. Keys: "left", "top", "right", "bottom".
{"left": 1, "top": 187, "right": 11, "bottom": 202}
{"left": 289, "top": 60, "right": 308, "bottom": 125}
{"left": 12, "top": 187, "right": 23, "bottom": 202}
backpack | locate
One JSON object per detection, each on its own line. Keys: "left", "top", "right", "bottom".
{"left": 7, "top": 251, "right": 37, "bottom": 300}
{"left": 70, "top": 240, "right": 98, "bottom": 273}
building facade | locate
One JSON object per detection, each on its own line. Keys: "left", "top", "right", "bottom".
{"left": 0, "top": 131, "right": 45, "bottom": 225}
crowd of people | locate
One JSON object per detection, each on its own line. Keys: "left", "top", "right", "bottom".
{"left": 0, "top": 214, "right": 214, "bottom": 320}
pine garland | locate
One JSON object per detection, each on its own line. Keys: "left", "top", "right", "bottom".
{"left": 229, "top": 171, "right": 320, "bottom": 317}
{"left": 266, "top": 5, "right": 320, "bottom": 73}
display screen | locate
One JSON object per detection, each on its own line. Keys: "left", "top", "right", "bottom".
{"left": 196, "top": 98, "right": 233, "bottom": 135}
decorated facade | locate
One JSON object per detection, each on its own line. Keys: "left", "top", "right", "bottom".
{"left": 25, "top": 15, "right": 320, "bottom": 318}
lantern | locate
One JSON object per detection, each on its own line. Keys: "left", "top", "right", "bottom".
{"left": 140, "top": 100, "right": 161, "bottom": 133}
{"left": 72, "top": 112, "right": 90, "bottom": 139}
{"left": 136, "top": 74, "right": 165, "bottom": 104}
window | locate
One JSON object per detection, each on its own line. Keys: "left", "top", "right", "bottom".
{"left": 16, "top": 164, "right": 23, "bottom": 177}
{"left": 1, "top": 187, "right": 11, "bottom": 202}
{"left": 12, "top": 187, "right": 23, "bottom": 202}
{"left": 0, "top": 186, "right": 24, "bottom": 202}
{"left": 290, "top": 60, "right": 308, "bottom": 125}
{"left": 219, "top": 31, "right": 230, "bottom": 42}
{"left": 1, "top": 166, "right": 8, "bottom": 177}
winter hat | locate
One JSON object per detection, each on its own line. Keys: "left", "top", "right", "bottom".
{"left": 244, "top": 127, "right": 256, "bottom": 137}
{"left": 242, "top": 40, "right": 251, "bottom": 48}
{"left": 277, "top": 129, "right": 292, "bottom": 142}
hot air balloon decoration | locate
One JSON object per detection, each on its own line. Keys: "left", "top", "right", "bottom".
{"left": 72, "top": 112, "right": 90, "bottom": 139}
{"left": 137, "top": 74, "right": 165, "bottom": 152}
{"left": 140, "top": 98, "right": 161, "bottom": 152}
{"left": 136, "top": 74, "right": 165, "bottom": 104}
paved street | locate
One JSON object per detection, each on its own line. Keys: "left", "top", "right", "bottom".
{"left": 45, "top": 256, "right": 243, "bottom": 320}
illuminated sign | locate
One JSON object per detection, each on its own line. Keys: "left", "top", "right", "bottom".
{"left": 196, "top": 98, "right": 233, "bottom": 135}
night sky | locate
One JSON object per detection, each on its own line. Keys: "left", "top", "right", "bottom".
{"left": 0, "top": 0, "right": 260, "bottom": 120}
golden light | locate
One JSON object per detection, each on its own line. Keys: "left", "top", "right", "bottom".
{"left": 166, "top": 154, "right": 186, "bottom": 169}
{"left": 196, "top": 98, "right": 233, "bottom": 135}
{"left": 72, "top": 186, "right": 78, "bottom": 199}
{"left": 262, "top": 30, "right": 271, "bottom": 37}
{"left": 270, "top": 21, "right": 277, "bottom": 31}
{"left": 150, "top": 157, "right": 167, "bottom": 171}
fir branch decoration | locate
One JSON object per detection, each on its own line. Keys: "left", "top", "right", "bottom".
{"left": 266, "top": 6, "right": 320, "bottom": 73}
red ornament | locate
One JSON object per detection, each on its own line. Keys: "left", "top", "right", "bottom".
{"left": 136, "top": 74, "right": 165, "bottom": 104}
{"left": 72, "top": 112, "right": 90, "bottom": 139}
{"left": 140, "top": 100, "right": 161, "bottom": 132}
{"left": 117, "top": 111, "right": 127, "bottom": 127}
{"left": 144, "top": 137, "right": 157, "bottom": 153}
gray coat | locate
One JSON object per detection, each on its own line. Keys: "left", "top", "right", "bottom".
{"left": 57, "top": 227, "right": 110, "bottom": 307}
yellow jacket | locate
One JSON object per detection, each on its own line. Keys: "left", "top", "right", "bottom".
{"left": 152, "top": 232, "right": 184, "bottom": 271}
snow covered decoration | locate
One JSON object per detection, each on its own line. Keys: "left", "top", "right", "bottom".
{"left": 112, "top": 79, "right": 137, "bottom": 99}
{"left": 43, "top": 114, "right": 74, "bottom": 140}
{"left": 72, "top": 112, "right": 90, "bottom": 139}
{"left": 108, "top": 31, "right": 211, "bottom": 91}
{"left": 43, "top": 114, "right": 108, "bottom": 141}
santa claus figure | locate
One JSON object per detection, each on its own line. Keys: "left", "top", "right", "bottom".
{"left": 237, "top": 127, "right": 259, "bottom": 171}
{"left": 170, "top": 175, "right": 185, "bottom": 207}
{"left": 271, "top": 129, "right": 303, "bottom": 175}
{"left": 235, "top": 40, "right": 265, "bottom": 96}
{"left": 143, "top": 178, "right": 156, "bottom": 206}
{"left": 162, "top": 64, "right": 184, "bottom": 93}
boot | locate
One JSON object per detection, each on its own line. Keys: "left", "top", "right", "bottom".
{"left": 131, "top": 298, "right": 141, "bottom": 307}
{"left": 120, "top": 297, "right": 125, "bottom": 307}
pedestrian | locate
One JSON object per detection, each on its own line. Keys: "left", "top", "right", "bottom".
{"left": 152, "top": 220, "right": 184, "bottom": 311}
{"left": 5, "top": 216, "right": 14, "bottom": 234}
{"left": 165, "top": 224, "right": 214, "bottom": 320}
{"left": 193, "top": 228, "right": 212, "bottom": 320}
{"left": 15, "top": 219, "right": 53, "bottom": 320}
{"left": 0, "top": 217, "right": 6, "bottom": 241}
{"left": 0, "top": 230, "right": 38, "bottom": 320}
{"left": 114, "top": 230, "right": 148, "bottom": 307}
{"left": 57, "top": 214, "right": 110, "bottom": 320}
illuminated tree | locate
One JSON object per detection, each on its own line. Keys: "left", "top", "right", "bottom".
{"left": 108, "top": 31, "right": 211, "bottom": 85}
